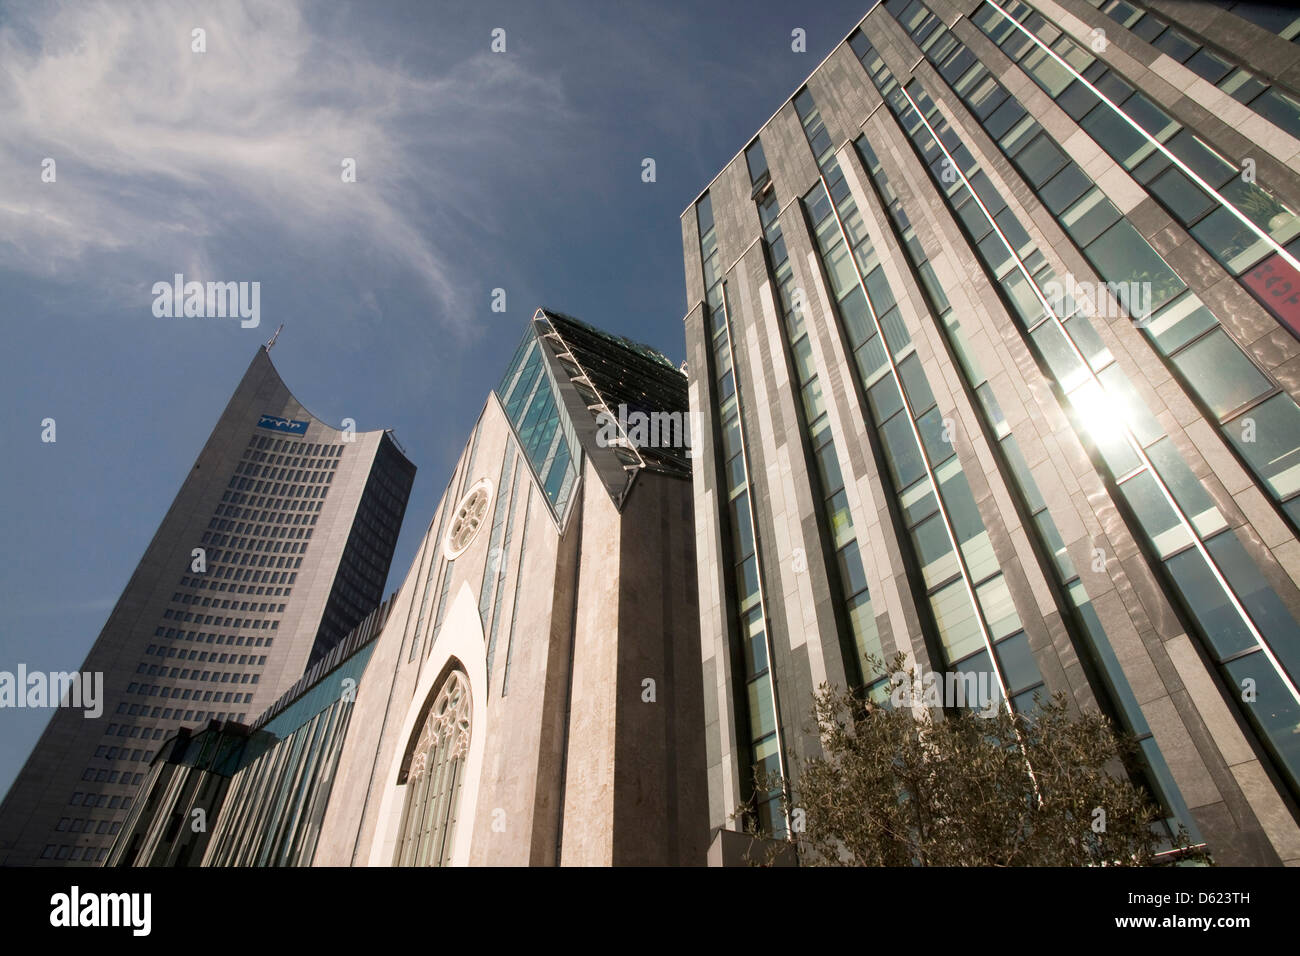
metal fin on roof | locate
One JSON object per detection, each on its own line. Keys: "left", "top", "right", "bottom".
{"left": 529, "top": 308, "right": 692, "bottom": 510}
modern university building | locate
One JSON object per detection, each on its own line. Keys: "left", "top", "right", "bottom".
{"left": 681, "top": 0, "right": 1300, "bottom": 865}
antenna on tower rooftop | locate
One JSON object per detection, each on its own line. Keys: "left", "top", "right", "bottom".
{"left": 265, "top": 324, "right": 284, "bottom": 351}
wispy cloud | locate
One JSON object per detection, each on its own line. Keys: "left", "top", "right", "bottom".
{"left": 0, "top": 0, "right": 574, "bottom": 332}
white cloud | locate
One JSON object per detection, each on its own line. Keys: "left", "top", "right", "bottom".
{"left": 0, "top": 0, "right": 574, "bottom": 329}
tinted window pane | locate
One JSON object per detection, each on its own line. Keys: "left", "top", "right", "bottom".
{"left": 917, "top": 408, "right": 954, "bottom": 464}
{"left": 726, "top": 453, "right": 746, "bottom": 496}
{"left": 1252, "top": 87, "right": 1300, "bottom": 140}
{"left": 1081, "top": 103, "right": 1150, "bottom": 168}
{"left": 824, "top": 239, "right": 859, "bottom": 299}
{"left": 1035, "top": 509, "right": 1077, "bottom": 579}
{"left": 742, "top": 607, "right": 767, "bottom": 677}
{"left": 1143, "top": 293, "right": 1218, "bottom": 355}
{"left": 1190, "top": 206, "right": 1268, "bottom": 273}
{"left": 1002, "top": 270, "right": 1045, "bottom": 327}
{"left": 839, "top": 286, "right": 872, "bottom": 348}
{"left": 1148, "top": 166, "right": 1215, "bottom": 224}
{"left": 816, "top": 442, "right": 847, "bottom": 496}
{"left": 1002, "top": 436, "right": 1046, "bottom": 512}
{"left": 802, "top": 377, "right": 826, "bottom": 422}
{"left": 745, "top": 139, "right": 768, "bottom": 183}
{"left": 1171, "top": 328, "right": 1272, "bottom": 417}
{"left": 864, "top": 267, "right": 897, "bottom": 314}
{"left": 1015, "top": 133, "right": 1068, "bottom": 186}
{"left": 995, "top": 631, "right": 1042, "bottom": 693}
{"left": 900, "top": 475, "right": 939, "bottom": 525}
{"left": 721, "top": 414, "right": 742, "bottom": 459}
{"left": 980, "top": 230, "right": 1015, "bottom": 278}
{"left": 696, "top": 196, "right": 714, "bottom": 236}
{"left": 950, "top": 649, "right": 1002, "bottom": 712}
{"left": 913, "top": 513, "right": 960, "bottom": 587}
{"left": 939, "top": 461, "right": 999, "bottom": 582}
{"left": 1206, "top": 531, "right": 1300, "bottom": 680}
{"left": 736, "top": 555, "right": 760, "bottom": 606}
{"left": 879, "top": 308, "right": 912, "bottom": 355}
{"left": 955, "top": 189, "right": 993, "bottom": 237}
{"left": 848, "top": 592, "right": 881, "bottom": 665}
{"left": 1214, "top": 64, "right": 1265, "bottom": 105}
{"left": 1039, "top": 161, "right": 1091, "bottom": 214}
{"left": 931, "top": 579, "right": 985, "bottom": 663}
{"left": 1164, "top": 548, "right": 1258, "bottom": 659}
{"left": 1084, "top": 220, "right": 1184, "bottom": 318}
{"left": 1151, "top": 27, "right": 1197, "bottom": 61}
{"left": 977, "top": 575, "right": 1022, "bottom": 641}
{"left": 1125, "top": 92, "right": 1177, "bottom": 140}
{"left": 880, "top": 412, "right": 926, "bottom": 487}
{"left": 968, "top": 73, "right": 1007, "bottom": 118}
{"left": 838, "top": 539, "right": 869, "bottom": 595}
{"left": 1146, "top": 436, "right": 1228, "bottom": 537}
{"left": 1226, "top": 393, "right": 1300, "bottom": 501}
{"left": 918, "top": 261, "right": 951, "bottom": 313}
{"left": 1022, "top": 46, "right": 1072, "bottom": 97}
{"left": 994, "top": 206, "right": 1033, "bottom": 259}
{"left": 791, "top": 335, "right": 816, "bottom": 384}
{"left": 1166, "top": 129, "right": 1236, "bottom": 187}
{"left": 1223, "top": 654, "right": 1300, "bottom": 791}
{"left": 730, "top": 491, "right": 755, "bottom": 559}
{"left": 984, "top": 97, "right": 1027, "bottom": 140}
{"left": 827, "top": 490, "right": 854, "bottom": 548}
{"left": 868, "top": 375, "right": 905, "bottom": 424}
{"left": 898, "top": 353, "right": 936, "bottom": 413}
{"left": 856, "top": 334, "right": 890, "bottom": 387}
{"left": 1094, "top": 68, "right": 1135, "bottom": 103}
{"left": 1062, "top": 314, "right": 1113, "bottom": 370}
{"left": 1057, "top": 78, "right": 1098, "bottom": 120}
{"left": 1185, "top": 47, "right": 1231, "bottom": 84}
{"left": 1221, "top": 178, "right": 1299, "bottom": 239}
{"left": 1120, "top": 469, "right": 1193, "bottom": 558}
{"left": 747, "top": 678, "right": 776, "bottom": 739}
{"left": 1061, "top": 188, "right": 1121, "bottom": 247}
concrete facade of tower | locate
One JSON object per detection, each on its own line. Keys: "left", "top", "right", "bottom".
{"left": 682, "top": 0, "right": 1300, "bottom": 865}
{"left": 0, "top": 347, "right": 415, "bottom": 866}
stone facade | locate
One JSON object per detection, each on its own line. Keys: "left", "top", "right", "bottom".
{"left": 683, "top": 0, "right": 1300, "bottom": 865}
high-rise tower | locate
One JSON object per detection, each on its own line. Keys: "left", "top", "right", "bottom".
{"left": 0, "top": 347, "right": 414, "bottom": 865}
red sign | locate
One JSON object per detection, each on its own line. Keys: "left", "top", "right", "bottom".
{"left": 1241, "top": 254, "right": 1300, "bottom": 340}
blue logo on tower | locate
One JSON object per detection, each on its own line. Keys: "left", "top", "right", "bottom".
{"left": 257, "top": 414, "right": 309, "bottom": 435}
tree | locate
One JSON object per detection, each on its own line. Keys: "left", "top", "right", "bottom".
{"left": 753, "top": 663, "right": 1202, "bottom": 866}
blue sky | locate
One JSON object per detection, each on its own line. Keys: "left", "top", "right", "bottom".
{"left": 0, "top": 0, "right": 871, "bottom": 797}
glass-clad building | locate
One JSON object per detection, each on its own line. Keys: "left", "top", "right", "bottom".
{"left": 107, "top": 593, "right": 398, "bottom": 867}
{"left": 682, "top": 0, "right": 1300, "bottom": 865}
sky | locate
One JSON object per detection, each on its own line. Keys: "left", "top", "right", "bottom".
{"left": 0, "top": 0, "right": 873, "bottom": 798}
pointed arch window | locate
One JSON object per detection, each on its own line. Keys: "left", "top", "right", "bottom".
{"left": 395, "top": 669, "right": 470, "bottom": 866}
